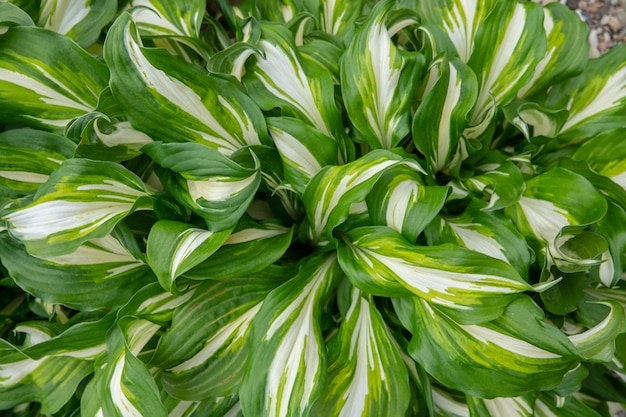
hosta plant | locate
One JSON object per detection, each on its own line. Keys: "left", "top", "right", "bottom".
{"left": 1, "top": 0, "right": 626, "bottom": 416}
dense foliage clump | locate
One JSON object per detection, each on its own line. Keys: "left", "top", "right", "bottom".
{"left": 1, "top": 0, "right": 626, "bottom": 416}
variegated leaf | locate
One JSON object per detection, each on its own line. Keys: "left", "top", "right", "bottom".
{"left": 184, "top": 219, "right": 294, "bottom": 280}
{"left": 366, "top": 165, "right": 449, "bottom": 242}
{"left": 0, "top": 128, "right": 75, "bottom": 202}
{"left": 506, "top": 167, "right": 607, "bottom": 256}
{"left": 431, "top": 386, "right": 470, "bottom": 417}
{"left": 239, "top": 254, "right": 342, "bottom": 417}
{"left": 341, "top": 0, "right": 423, "bottom": 149}
{"left": 2, "top": 158, "right": 152, "bottom": 258}
{"left": 426, "top": 200, "right": 532, "bottom": 277}
{"left": 105, "top": 13, "right": 269, "bottom": 155}
{"left": 128, "top": 0, "right": 204, "bottom": 41}
{"left": 417, "top": 0, "right": 498, "bottom": 62}
{"left": 153, "top": 272, "right": 285, "bottom": 400}
{"left": 413, "top": 57, "right": 478, "bottom": 175}
{"left": 267, "top": 116, "right": 338, "bottom": 194}
{"left": 517, "top": 3, "right": 589, "bottom": 99}
{"left": 301, "top": 149, "right": 424, "bottom": 246}
{"left": 0, "top": 26, "right": 108, "bottom": 132}
{"left": 0, "top": 341, "right": 94, "bottom": 414}
{"left": 534, "top": 393, "right": 603, "bottom": 417}
{"left": 37, "top": 0, "right": 116, "bottom": 47}
{"left": 244, "top": 22, "right": 350, "bottom": 161}
{"left": 573, "top": 128, "right": 626, "bottom": 192}
{"left": 146, "top": 220, "right": 232, "bottom": 293}
{"left": 460, "top": 158, "right": 525, "bottom": 211}
{"left": 339, "top": 226, "right": 542, "bottom": 324}
{"left": 467, "top": 394, "right": 535, "bottom": 417}
{"left": 394, "top": 295, "right": 580, "bottom": 398}
{"left": 592, "top": 202, "right": 626, "bottom": 287}
{"left": 466, "top": 1, "right": 546, "bottom": 140}
{"left": 0, "top": 2, "right": 35, "bottom": 31}
{"left": 143, "top": 142, "right": 260, "bottom": 231}
{"left": 318, "top": 0, "right": 367, "bottom": 39}
{"left": 312, "top": 287, "right": 411, "bottom": 417}
{"left": 567, "top": 301, "right": 626, "bottom": 362}
{"left": 544, "top": 45, "right": 626, "bottom": 141}
{"left": 0, "top": 231, "right": 154, "bottom": 310}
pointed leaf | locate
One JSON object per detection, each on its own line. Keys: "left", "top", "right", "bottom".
{"left": 0, "top": 26, "right": 108, "bottom": 132}
{"left": 2, "top": 158, "right": 152, "bottom": 257}
{"left": 143, "top": 142, "right": 261, "bottom": 231}
{"left": 339, "top": 226, "right": 537, "bottom": 324}
{"left": 394, "top": 296, "right": 580, "bottom": 398}
{"left": 146, "top": 220, "right": 232, "bottom": 293}
{"left": 0, "top": 231, "right": 154, "bottom": 310}
{"left": 341, "top": 0, "right": 423, "bottom": 149}
{"left": 0, "top": 2, "right": 35, "bottom": 30}
{"left": 105, "top": 13, "right": 268, "bottom": 154}
{"left": 154, "top": 273, "right": 285, "bottom": 400}
{"left": 366, "top": 165, "right": 449, "bottom": 242}
{"left": 301, "top": 149, "right": 423, "bottom": 246}
{"left": 413, "top": 57, "right": 478, "bottom": 175}
{"left": 312, "top": 287, "right": 411, "bottom": 417}
{"left": 240, "top": 254, "right": 342, "bottom": 417}
{"left": 37, "top": 0, "right": 116, "bottom": 47}
{"left": 318, "top": 0, "right": 367, "bottom": 39}
{"left": 0, "top": 128, "right": 75, "bottom": 202}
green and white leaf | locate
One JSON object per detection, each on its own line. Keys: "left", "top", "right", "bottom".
{"left": 128, "top": 0, "right": 205, "bottom": 46}
{"left": 318, "top": 0, "right": 367, "bottom": 39}
{"left": 0, "top": 26, "right": 108, "bottom": 132}
{"left": 239, "top": 254, "right": 342, "bottom": 417}
{"left": 593, "top": 202, "right": 626, "bottom": 287}
{"left": 339, "top": 226, "right": 543, "bottom": 324}
{"left": 460, "top": 158, "right": 525, "bottom": 211}
{"left": 543, "top": 45, "right": 626, "bottom": 141}
{"left": 413, "top": 57, "right": 478, "bottom": 175}
{"left": 517, "top": 3, "right": 589, "bottom": 98}
{"left": 426, "top": 200, "right": 532, "bottom": 277}
{"left": 143, "top": 142, "right": 261, "bottom": 231}
{"left": 301, "top": 149, "right": 423, "bottom": 246}
{"left": 573, "top": 128, "right": 626, "bottom": 191}
{"left": 153, "top": 273, "right": 284, "bottom": 400}
{"left": 466, "top": 1, "right": 546, "bottom": 139}
{"left": 534, "top": 393, "right": 604, "bottom": 417}
{"left": 184, "top": 219, "right": 294, "bottom": 280}
{"left": 2, "top": 158, "right": 152, "bottom": 258}
{"left": 105, "top": 13, "right": 268, "bottom": 155}
{"left": 267, "top": 116, "right": 338, "bottom": 194}
{"left": 506, "top": 167, "right": 607, "bottom": 255}
{"left": 146, "top": 220, "right": 232, "bottom": 293}
{"left": 37, "top": 0, "right": 116, "bottom": 47}
{"left": 467, "top": 394, "right": 535, "bottom": 417}
{"left": 431, "top": 386, "right": 470, "bottom": 417}
{"left": 0, "top": 128, "right": 75, "bottom": 201}
{"left": 567, "top": 301, "right": 626, "bottom": 362}
{"left": 394, "top": 295, "right": 580, "bottom": 398}
{"left": 0, "top": 231, "right": 154, "bottom": 310}
{"left": 366, "top": 165, "right": 449, "bottom": 242}
{"left": 311, "top": 287, "right": 411, "bottom": 417}
{"left": 341, "top": 0, "right": 422, "bottom": 149}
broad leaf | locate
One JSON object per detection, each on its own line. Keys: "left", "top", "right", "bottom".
{"left": 339, "top": 226, "right": 541, "bottom": 324}
{"left": 146, "top": 220, "right": 232, "bottom": 293}
{"left": 2, "top": 158, "right": 152, "bottom": 258}
{"left": 37, "top": 0, "right": 116, "bottom": 47}
{"left": 105, "top": 13, "right": 268, "bottom": 155}
{"left": 413, "top": 57, "right": 478, "bottom": 175}
{"left": 394, "top": 296, "right": 580, "bottom": 398}
{"left": 239, "top": 254, "right": 342, "bottom": 417}
{"left": 466, "top": 394, "right": 535, "bottom": 417}
{"left": 366, "top": 165, "right": 449, "bottom": 242}
{"left": 573, "top": 128, "right": 626, "bottom": 192}
{"left": 143, "top": 142, "right": 261, "bottom": 231}
{"left": 567, "top": 301, "right": 626, "bottom": 362}
{"left": 341, "top": 0, "right": 423, "bottom": 149}
{"left": 0, "top": 128, "right": 75, "bottom": 202}
{"left": 153, "top": 273, "right": 285, "bottom": 400}
{"left": 0, "top": 232, "right": 154, "bottom": 310}
{"left": 312, "top": 287, "right": 411, "bottom": 417}
{"left": 0, "top": 26, "right": 108, "bottom": 132}
{"left": 301, "top": 149, "right": 423, "bottom": 246}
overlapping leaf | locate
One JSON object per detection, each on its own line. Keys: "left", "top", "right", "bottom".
{"left": 2, "top": 158, "right": 152, "bottom": 257}
{"left": 312, "top": 287, "right": 411, "bottom": 417}
{"left": 105, "top": 13, "right": 268, "bottom": 154}
{"left": 239, "top": 254, "right": 342, "bottom": 417}
{"left": 0, "top": 26, "right": 108, "bottom": 132}
{"left": 395, "top": 296, "right": 581, "bottom": 398}
{"left": 341, "top": 0, "right": 423, "bottom": 150}
{"left": 339, "top": 226, "right": 543, "bottom": 323}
